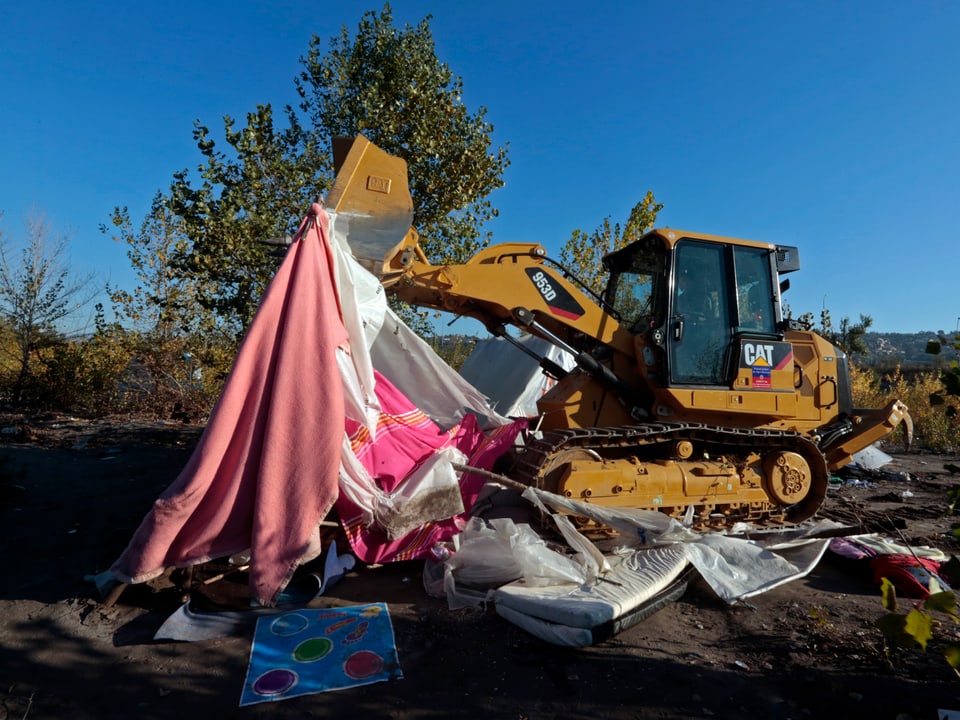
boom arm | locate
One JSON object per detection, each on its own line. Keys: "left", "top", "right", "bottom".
{"left": 325, "top": 135, "right": 633, "bottom": 358}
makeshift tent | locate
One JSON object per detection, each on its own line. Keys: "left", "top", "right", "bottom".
{"left": 111, "top": 201, "right": 518, "bottom": 606}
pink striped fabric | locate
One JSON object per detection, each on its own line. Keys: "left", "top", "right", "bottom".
{"left": 338, "top": 370, "right": 525, "bottom": 564}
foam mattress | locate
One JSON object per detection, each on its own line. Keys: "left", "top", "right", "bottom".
{"left": 493, "top": 544, "right": 692, "bottom": 646}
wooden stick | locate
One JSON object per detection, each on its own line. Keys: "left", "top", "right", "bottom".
{"left": 101, "top": 582, "right": 128, "bottom": 609}
{"left": 201, "top": 564, "right": 250, "bottom": 585}
{"left": 452, "top": 462, "right": 530, "bottom": 493}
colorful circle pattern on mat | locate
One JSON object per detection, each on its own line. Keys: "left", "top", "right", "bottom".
{"left": 343, "top": 649, "right": 384, "bottom": 679}
{"left": 293, "top": 636, "right": 334, "bottom": 663}
{"left": 270, "top": 613, "right": 309, "bottom": 636}
{"left": 252, "top": 668, "right": 298, "bottom": 696}
{"left": 240, "top": 604, "right": 401, "bottom": 706}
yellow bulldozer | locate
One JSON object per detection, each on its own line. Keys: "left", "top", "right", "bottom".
{"left": 326, "top": 134, "right": 912, "bottom": 529}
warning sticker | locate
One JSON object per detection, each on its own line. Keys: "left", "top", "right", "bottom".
{"left": 751, "top": 361, "right": 772, "bottom": 388}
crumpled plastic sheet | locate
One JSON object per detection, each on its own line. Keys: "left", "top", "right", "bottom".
{"left": 439, "top": 517, "right": 591, "bottom": 610}
{"left": 431, "top": 484, "right": 844, "bottom": 613}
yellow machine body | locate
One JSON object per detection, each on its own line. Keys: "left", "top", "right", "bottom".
{"left": 325, "top": 135, "right": 911, "bottom": 527}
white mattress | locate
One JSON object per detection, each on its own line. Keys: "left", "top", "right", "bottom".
{"left": 493, "top": 544, "right": 692, "bottom": 646}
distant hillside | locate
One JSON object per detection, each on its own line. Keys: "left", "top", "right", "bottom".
{"left": 432, "top": 329, "right": 948, "bottom": 369}
{"left": 861, "top": 331, "right": 945, "bottom": 367}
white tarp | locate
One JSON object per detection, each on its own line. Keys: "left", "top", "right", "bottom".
{"left": 458, "top": 334, "right": 576, "bottom": 418}
{"left": 434, "top": 484, "right": 840, "bottom": 645}
{"left": 327, "top": 208, "right": 510, "bottom": 534}
{"left": 850, "top": 444, "right": 893, "bottom": 470}
{"left": 328, "top": 209, "right": 509, "bottom": 433}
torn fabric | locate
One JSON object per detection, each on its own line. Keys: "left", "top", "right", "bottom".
{"left": 336, "top": 369, "right": 525, "bottom": 564}
{"left": 328, "top": 209, "right": 509, "bottom": 433}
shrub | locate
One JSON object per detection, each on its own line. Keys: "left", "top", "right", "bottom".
{"left": 850, "top": 363, "right": 959, "bottom": 452}
{"left": 1, "top": 324, "right": 235, "bottom": 421}
{"left": 875, "top": 576, "right": 960, "bottom": 674}
{"left": 35, "top": 335, "right": 132, "bottom": 415}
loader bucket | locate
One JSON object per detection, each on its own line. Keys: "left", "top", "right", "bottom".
{"left": 823, "top": 399, "right": 913, "bottom": 471}
{"left": 325, "top": 134, "right": 416, "bottom": 280}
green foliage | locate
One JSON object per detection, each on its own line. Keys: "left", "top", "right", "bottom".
{"left": 427, "top": 334, "right": 477, "bottom": 372}
{"left": 167, "top": 104, "right": 320, "bottom": 331}
{"left": 104, "top": 195, "right": 222, "bottom": 339}
{"left": 926, "top": 331, "right": 960, "bottom": 420}
{"left": 101, "top": 200, "right": 237, "bottom": 418}
{"left": 945, "top": 643, "right": 960, "bottom": 670}
{"left": 0, "top": 309, "right": 130, "bottom": 415}
{"left": 848, "top": 363, "right": 959, "bottom": 451}
{"left": 947, "top": 485, "right": 960, "bottom": 516}
{"left": 793, "top": 306, "right": 873, "bottom": 358}
{"left": 168, "top": 4, "right": 508, "bottom": 333}
{"left": 875, "top": 577, "right": 960, "bottom": 671}
{"left": 32, "top": 322, "right": 131, "bottom": 414}
{"left": 559, "top": 192, "right": 663, "bottom": 297}
{"left": 0, "top": 212, "right": 96, "bottom": 405}
{"left": 108, "top": 327, "right": 227, "bottom": 421}
{"left": 296, "top": 4, "right": 508, "bottom": 267}
{"left": 948, "top": 499, "right": 960, "bottom": 542}
{"left": 296, "top": 4, "right": 510, "bottom": 330}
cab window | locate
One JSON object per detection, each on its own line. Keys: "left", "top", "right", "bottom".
{"left": 670, "top": 241, "right": 730, "bottom": 384}
{"left": 733, "top": 246, "right": 776, "bottom": 334}
{"left": 604, "top": 236, "right": 667, "bottom": 332}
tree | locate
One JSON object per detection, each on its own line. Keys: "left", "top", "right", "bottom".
{"left": 558, "top": 191, "right": 663, "bottom": 297}
{"left": 0, "top": 212, "right": 96, "bottom": 404}
{"left": 833, "top": 313, "right": 874, "bottom": 357}
{"left": 926, "top": 331, "right": 960, "bottom": 420}
{"left": 102, "top": 196, "right": 234, "bottom": 417}
{"left": 167, "top": 4, "right": 509, "bottom": 332}
{"left": 168, "top": 104, "right": 321, "bottom": 330}
{"left": 793, "top": 307, "right": 873, "bottom": 358}
{"left": 296, "top": 4, "right": 509, "bottom": 266}
{"left": 105, "top": 194, "right": 223, "bottom": 340}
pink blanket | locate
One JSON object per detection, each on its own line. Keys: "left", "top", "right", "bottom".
{"left": 111, "top": 203, "right": 348, "bottom": 606}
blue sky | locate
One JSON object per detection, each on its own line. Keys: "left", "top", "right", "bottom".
{"left": 2, "top": 1, "right": 957, "bottom": 335}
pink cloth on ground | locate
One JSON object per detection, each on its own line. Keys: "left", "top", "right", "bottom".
{"left": 338, "top": 370, "right": 525, "bottom": 564}
{"left": 111, "top": 203, "right": 348, "bottom": 606}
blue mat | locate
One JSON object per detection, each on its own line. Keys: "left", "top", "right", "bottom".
{"left": 239, "top": 603, "right": 402, "bottom": 706}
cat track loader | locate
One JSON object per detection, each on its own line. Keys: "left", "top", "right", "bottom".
{"left": 326, "top": 134, "right": 912, "bottom": 529}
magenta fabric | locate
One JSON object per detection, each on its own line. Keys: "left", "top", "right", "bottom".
{"left": 111, "top": 203, "right": 348, "bottom": 606}
{"left": 338, "top": 370, "right": 526, "bottom": 564}
{"left": 343, "top": 369, "right": 461, "bottom": 491}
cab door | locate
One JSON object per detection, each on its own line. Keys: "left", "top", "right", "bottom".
{"left": 669, "top": 240, "right": 731, "bottom": 385}
{"left": 669, "top": 240, "right": 779, "bottom": 387}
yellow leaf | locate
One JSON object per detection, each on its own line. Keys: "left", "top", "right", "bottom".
{"left": 879, "top": 576, "right": 898, "bottom": 612}
{"left": 923, "top": 590, "right": 959, "bottom": 619}
{"left": 943, "top": 643, "right": 960, "bottom": 669}
{"left": 904, "top": 608, "right": 933, "bottom": 650}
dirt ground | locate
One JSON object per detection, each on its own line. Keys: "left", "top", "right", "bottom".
{"left": 2, "top": 413, "right": 959, "bottom": 720}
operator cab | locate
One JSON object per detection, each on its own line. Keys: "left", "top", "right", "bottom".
{"left": 603, "top": 229, "right": 797, "bottom": 389}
